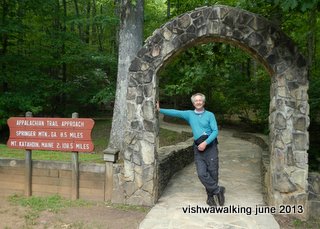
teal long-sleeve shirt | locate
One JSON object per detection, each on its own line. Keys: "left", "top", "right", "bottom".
{"left": 160, "top": 108, "right": 218, "bottom": 144}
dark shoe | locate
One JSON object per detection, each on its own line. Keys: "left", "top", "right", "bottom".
{"left": 217, "top": 186, "right": 225, "bottom": 206}
{"left": 206, "top": 195, "right": 216, "bottom": 206}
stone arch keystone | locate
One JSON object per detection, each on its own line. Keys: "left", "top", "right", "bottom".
{"left": 121, "top": 5, "right": 309, "bottom": 213}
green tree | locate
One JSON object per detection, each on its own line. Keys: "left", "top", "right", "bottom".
{"left": 0, "top": 0, "right": 119, "bottom": 128}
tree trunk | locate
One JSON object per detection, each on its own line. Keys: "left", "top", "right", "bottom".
{"left": 92, "top": 0, "right": 97, "bottom": 45}
{"left": 307, "top": 6, "right": 316, "bottom": 74}
{"left": 167, "top": 0, "right": 170, "bottom": 18}
{"left": 85, "top": 0, "right": 91, "bottom": 44}
{"left": 73, "top": 0, "right": 83, "bottom": 40}
{"left": 246, "top": 58, "right": 251, "bottom": 80}
{"left": 61, "top": 0, "right": 67, "bottom": 112}
{"left": 107, "top": 0, "right": 144, "bottom": 153}
{"left": 97, "top": 4, "right": 104, "bottom": 51}
{"left": 1, "top": 0, "right": 8, "bottom": 92}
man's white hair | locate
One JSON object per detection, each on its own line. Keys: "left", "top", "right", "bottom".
{"left": 191, "top": 93, "right": 206, "bottom": 104}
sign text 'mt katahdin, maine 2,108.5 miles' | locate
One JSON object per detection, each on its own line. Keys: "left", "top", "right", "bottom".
{"left": 7, "top": 117, "right": 95, "bottom": 152}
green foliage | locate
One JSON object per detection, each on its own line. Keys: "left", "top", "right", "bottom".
{"left": 0, "top": 0, "right": 118, "bottom": 125}
{"left": 144, "top": 0, "right": 168, "bottom": 38}
{"left": 1, "top": 0, "right": 320, "bottom": 141}
{"left": 166, "top": 0, "right": 239, "bottom": 17}
{"left": 159, "top": 43, "right": 270, "bottom": 130}
{"left": 271, "top": 0, "right": 319, "bottom": 12}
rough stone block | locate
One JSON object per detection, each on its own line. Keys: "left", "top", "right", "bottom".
{"left": 274, "top": 148, "right": 286, "bottom": 170}
{"left": 277, "top": 74, "right": 286, "bottom": 87}
{"left": 179, "top": 33, "right": 197, "bottom": 44}
{"left": 291, "top": 168, "right": 308, "bottom": 189}
{"left": 143, "top": 132, "right": 155, "bottom": 144}
{"left": 129, "top": 58, "right": 142, "bottom": 72}
{"left": 161, "top": 26, "right": 173, "bottom": 40}
{"left": 291, "top": 87, "right": 309, "bottom": 101}
{"left": 287, "top": 146, "right": 294, "bottom": 166}
{"left": 275, "top": 134, "right": 285, "bottom": 150}
{"left": 237, "top": 12, "right": 253, "bottom": 25}
{"left": 282, "top": 129, "right": 292, "bottom": 145}
{"left": 293, "top": 116, "right": 307, "bottom": 132}
{"left": 131, "top": 120, "right": 143, "bottom": 131}
{"left": 293, "top": 132, "right": 308, "bottom": 151}
{"left": 277, "top": 86, "right": 287, "bottom": 97}
{"left": 140, "top": 140, "right": 155, "bottom": 165}
{"left": 143, "top": 83, "right": 153, "bottom": 98}
{"left": 132, "top": 153, "right": 141, "bottom": 166}
{"left": 126, "top": 87, "right": 136, "bottom": 100}
{"left": 207, "top": 21, "right": 220, "bottom": 35}
{"left": 134, "top": 172, "right": 143, "bottom": 189}
{"left": 142, "top": 100, "right": 154, "bottom": 120}
{"left": 142, "top": 165, "right": 154, "bottom": 182}
{"left": 275, "top": 112, "right": 286, "bottom": 130}
{"left": 123, "top": 149, "right": 132, "bottom": 161}
{"left": 127, "top": 189, "right": 153, "bottom": 206}
{"left": 293, "top": 151, "right": 308, "bottom": 169}
{"left": 136, "top": 96, "right": 144, "bottom": 104}
{"left": 149, "top": 32, "right": 163, "bottom": 45}
{"left": 245, "top": 32, "right": 263, "bottom": 47}
{"left": 298, "top": 101, "right": 309, "bottom": 115}
{"left": 208, "top": 8, "right": 220, "bottom": 20}
{"left": 177, "top": 14, "right": 191, "bottom": 29}
{"left": 172, "top": 36, "right": 182, "bottom": 49}
{"left": 123, "top": 159, "right": 134, "bottom": 181}
{"left": 273, "top": 172, "right": 297, "bottom": 192}
{"left": 142, "top": 180, "right": 154, "bottom": 194}
{"left": 288, "top": 81, "right": 299, "bottom": 91}
{"left": 248, "top": 16, "right": 267, "bottom": 31}
{"left": 194, "top": 16, "right": 205, "bottom": 28}
{"left": 308, "top": 172, "right": 320, "bottom": 195}
{"left": 151, "top": 45, "right": 161, "bottom": 57}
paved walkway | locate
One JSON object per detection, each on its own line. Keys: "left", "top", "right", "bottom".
{"left": 139, "top": 118, "right": 279, "bottom": 229}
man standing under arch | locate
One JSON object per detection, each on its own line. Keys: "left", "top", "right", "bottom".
{"left": 157, "top": 93, "right": 225, "bottom": 207}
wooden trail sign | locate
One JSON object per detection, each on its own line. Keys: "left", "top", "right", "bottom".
{"left": 7, "top": 117, "right": 95, "bottom": 152}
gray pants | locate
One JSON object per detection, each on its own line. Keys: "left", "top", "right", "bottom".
{"left": 194, "top": 141, "right": 220, "bottom": 196}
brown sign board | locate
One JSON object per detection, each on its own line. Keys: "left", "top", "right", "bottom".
{"left": 7, "top": 117, "right": 95, "bottom": 152}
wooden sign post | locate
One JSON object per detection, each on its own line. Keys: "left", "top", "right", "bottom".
{"left": 25, "top": 111, "right": 33, "bottom": 197}
{"left": 7, "top": 113, "right": 95, "bottom": 198}
{"left": 71, "top": 112, "right": 79, "bottom": 200}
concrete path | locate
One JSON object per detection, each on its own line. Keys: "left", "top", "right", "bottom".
{"left": 139, "top": 119, "right": 280, "bottom": 229}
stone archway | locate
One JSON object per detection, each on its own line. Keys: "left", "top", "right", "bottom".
{"left": 121, "top": 5, "right": 309, "bottom": 211}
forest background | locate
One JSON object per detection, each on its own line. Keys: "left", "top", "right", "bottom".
{"left": 0, "top": 0, "right": 319, "bottom": 170}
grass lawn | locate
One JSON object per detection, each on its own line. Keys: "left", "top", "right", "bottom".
{"left": 0, "top": 118, "right": 192, "bottom": 163}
